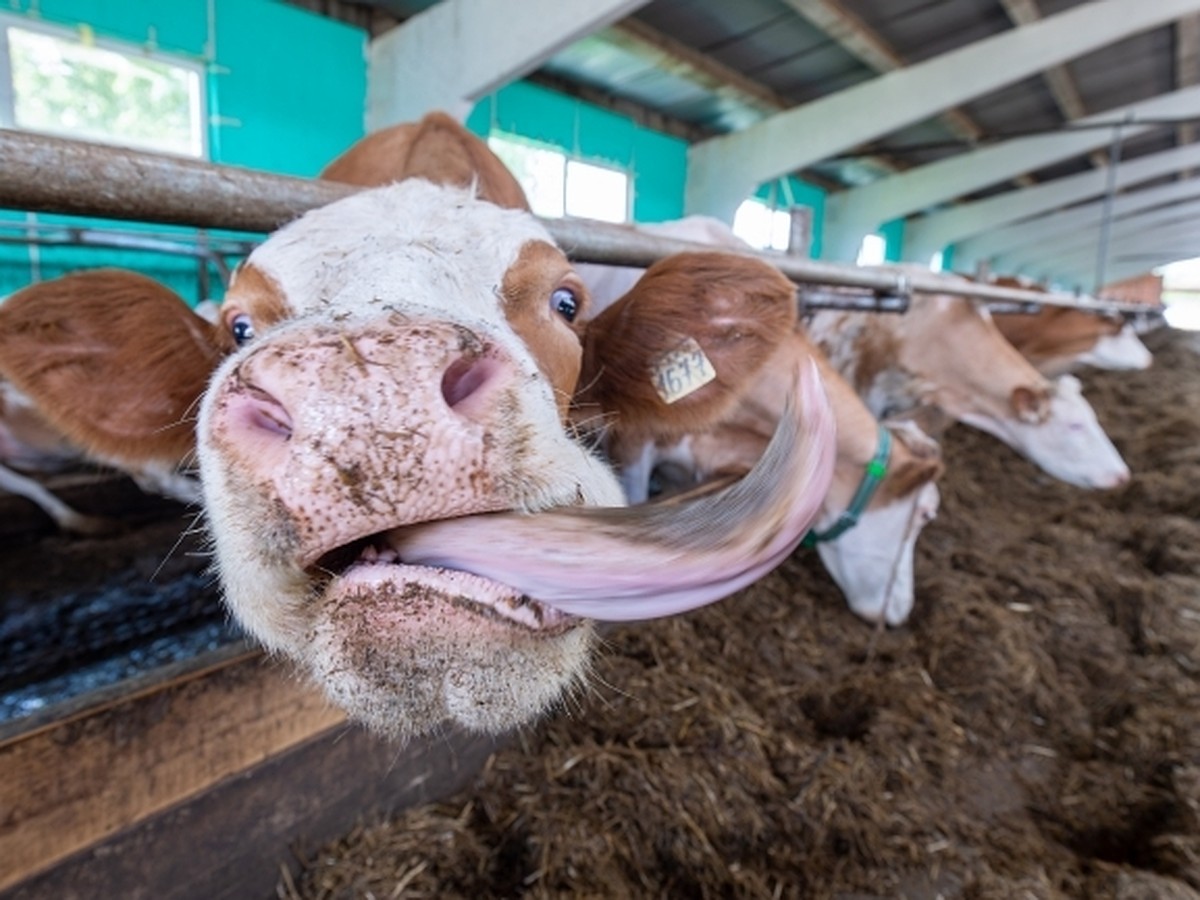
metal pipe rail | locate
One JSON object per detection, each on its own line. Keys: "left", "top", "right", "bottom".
{"left": 0, "top": 129, "right": 1162, "bottom": 318}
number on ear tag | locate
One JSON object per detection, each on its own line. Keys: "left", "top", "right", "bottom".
{"left": 652, "top": 337, "right": 717, "bottom": 404}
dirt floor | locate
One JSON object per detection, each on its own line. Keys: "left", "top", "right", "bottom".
{"left": 285, "top": 326, "right": 1200, "bottom": 900}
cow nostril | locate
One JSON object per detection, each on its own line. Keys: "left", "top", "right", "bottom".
{"left": 441, "top": 355, "right": 502, "bottom": 414}
{"left": 237, "top": 385, "right": 293, "bottom": 439}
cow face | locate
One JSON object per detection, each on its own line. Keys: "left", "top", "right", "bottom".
{"left": 812, "top": 420, "right": 942, "bottom": 626}
{"left": 982, "top": 373, "right": 1130, "bottom": 489}
{"left": 195, "top": 181, "right": 629, "bottom": 736}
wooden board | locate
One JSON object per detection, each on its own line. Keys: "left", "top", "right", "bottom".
{"left": 0, "top": 643, "right": 346, "bottom": 892}
{"left": 3, "top": 710, "right": 502, "bottom": 900}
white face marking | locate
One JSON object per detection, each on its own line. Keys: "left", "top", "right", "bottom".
{"left": 815, "top": 481, "right": 939, "bottom": 627}
{"left": 1077, "top": 325, "right": 1153, "bottom": 371}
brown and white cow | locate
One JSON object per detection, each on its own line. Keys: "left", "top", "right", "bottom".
{"left": 577, "top": 251, "right": 943, "bottom": 626}
{"left": 0, "top": 120, "right": 837, "bottom": 740}
{"left": 0, "top": 270, "right": 211, "bottom": 532}
{"left": 807, "top": 268, "right": 1131, "bottom": 490}
{"left": 985, "top": 277, "right": 1152, "bottom": 377}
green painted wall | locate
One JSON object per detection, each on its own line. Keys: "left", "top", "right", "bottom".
{"left": 0, "top": 0, "right": 365, "bottom": 301}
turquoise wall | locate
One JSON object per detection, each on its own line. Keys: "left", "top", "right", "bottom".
{"left": 0, "top": 0, "right": 365, "bottom": 301}
{"left": 879, "top": 218, "right": 905, "bottom": 263}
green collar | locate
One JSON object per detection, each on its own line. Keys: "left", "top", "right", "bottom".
{"left": 802, "top": 425, "right": 892, "bottom": 547}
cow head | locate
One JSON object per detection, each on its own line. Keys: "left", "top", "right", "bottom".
{"left": 989, "top": 372, "right": 1130, "bottom": 488}
{"left": 810, "top": 419, "right": 942, "bottom": 626}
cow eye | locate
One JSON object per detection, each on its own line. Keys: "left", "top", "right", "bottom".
{"left": 231, "top": 314, "right": 256, "bottom": 346}
{"left": 551, "top": 286, "right": 579, "bottom": 323}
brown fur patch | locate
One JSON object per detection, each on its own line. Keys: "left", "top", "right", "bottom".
{"left": 877, "top": 428, "right": 945, "bottom": 504}
{"left": 0, "top": 269, "right": 227, "bottom": 466}
{"left": 500, "top": 241, "right": 589, "bottom": 417}
{"left": 321, "top": 111, "right": 531, "bottom": 211}
{"left": 221, "top": 263, "right": 293, "bottom": 347}
{"left": 576, "top": 252, "right": 798, "bottom": 440}
{"left": 994, "top": 306, "right": 1124, "bottom": 366}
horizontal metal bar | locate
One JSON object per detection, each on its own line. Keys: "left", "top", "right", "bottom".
{"left": 0, "top": 129, "right": 1161, "bottom": 317}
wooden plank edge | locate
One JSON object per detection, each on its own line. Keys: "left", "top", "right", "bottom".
{"left": 0, "top": 646, "right": 345, "bottom": 890}
{"left": 1, "top": 718, "right": 505, "bottom": 900}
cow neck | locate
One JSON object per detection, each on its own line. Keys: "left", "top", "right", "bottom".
{"left": 802, "top": 425, "right": 891, "bottom": 547}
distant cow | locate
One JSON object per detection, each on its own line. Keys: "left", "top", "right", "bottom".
{"left": 0, "top": 115, "right": 837, "bottom": 740}
{"left": 578, "top": 251, "right": 942, "bottom": 626}
{"left": 807, "top": 268, "right": 1130, "bottom": 490}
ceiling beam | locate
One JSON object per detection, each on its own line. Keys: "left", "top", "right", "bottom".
{"left": 367, "top": 0, "right": 651, "bottom": 128}
{"left": 1000, "top": 195, "right": 1200, "bottom": 273}
{"left": 685, "top": 0, "right": 1200, "bottom": 225}
{"left": 781, "top": 0, "right": 986, "bottom": 147}
{"left": 998, "top": 0, "right": 1108, "bottom": 169}
{"left": 956, "top": 166, "right": 1200, "bottom": 266}
{"left": 907, "top": 141, "right": 1200, "bottom": 262}
{"left": 1036, "top": 220, "right": 1200, "bottom": 286}
{"left": 824, "top": 83, "right": 1200, "bottom": 261}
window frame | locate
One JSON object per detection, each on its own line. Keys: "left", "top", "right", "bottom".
{"left": 487, "top": 130, "right": 631, "bottom": 224}
{"left": 0, "top": 13, "right": 209, "bottom": 160}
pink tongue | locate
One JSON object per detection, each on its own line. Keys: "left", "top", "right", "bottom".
{"left": 387, "top": 360, "right": 836, "bottom": 622}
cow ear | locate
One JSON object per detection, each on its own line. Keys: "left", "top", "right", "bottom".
{"left": 1011, "top": 385, "right": 1049, "bottom": 424}
{"left": 0, "top": 270, "right": 232, "bottom": 468}
{"left": 575, "top": 251, "right": 797, "bottom": 435}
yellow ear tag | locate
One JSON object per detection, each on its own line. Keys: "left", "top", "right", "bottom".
{"left": 652, "top": 337, "right": 716, "bottom": 404}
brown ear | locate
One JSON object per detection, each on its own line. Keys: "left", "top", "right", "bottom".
{"left": 0, "top": 269, "right": 230, "bottom": 467}
{"left": 321, "top": 111, "right": 531, "bottom": 211}
{"left": 575, "top": 251, "right": 797, "bottom": 438}
{"left": 1010, "top": 384, "right": 1050, "bottom": 424}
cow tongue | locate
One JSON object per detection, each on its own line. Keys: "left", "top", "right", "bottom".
{"left": 384, "top": 359, "right": 836, "bottom": 622}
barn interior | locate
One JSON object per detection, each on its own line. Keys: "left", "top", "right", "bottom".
{"left": 0, "top": 2, "right": 1198, "bottom": 898}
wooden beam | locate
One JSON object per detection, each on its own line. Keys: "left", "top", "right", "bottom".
{"left": 0, "top": 645, "right": 346, "bottom": 891}
{"left": 4, "top": 709, "right": 503, "bottom": 900}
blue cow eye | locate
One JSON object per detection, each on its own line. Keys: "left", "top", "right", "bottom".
{"left": 552, "top": 287, "right": 579, "bottom": 323}
{"left": 231, "top": 314, "right": 256, "bottom": 346}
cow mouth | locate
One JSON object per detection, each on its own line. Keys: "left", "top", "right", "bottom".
{"left": 306, "top": 360, "right": 837, "bottom": 629}
{"left": 310, "top": 533, "right": 579, "bottom": 634}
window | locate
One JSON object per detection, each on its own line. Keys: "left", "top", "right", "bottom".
{"left": 487, "top": 133, "right": 629, "bottom": 223}
{"left": 857, "top": 234, "right": 887, "bottom": 266}
{"left": 733, "top": 199, "right": 791, "bottom": 252}
{"left": 0, "top": 17, "right": 206, "bottom": 158}
{"left": 930, "top": 250, "right": 945, "bottom": 272}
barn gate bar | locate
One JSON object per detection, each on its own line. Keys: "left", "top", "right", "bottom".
{"left": 0, "top": 129, "right": 1158, "bottom": 318}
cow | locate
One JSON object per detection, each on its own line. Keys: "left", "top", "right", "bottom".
{"left": 806, "top": 268, "right": 1131, "bottom": 490}
{"left": 0, "top": 117, "right": 837, "bottom": 741}
{"left": 0, "top": 270, "right": 210, "bottom": 532}
{"left": 985, "top": 277, "right": 1152, "bottom": 377}
{"left": 576, "top": 251, "right": 943, "bottom": 626}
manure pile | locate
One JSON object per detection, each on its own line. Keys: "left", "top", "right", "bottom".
{"left": 287, "top": 327, "right": 1200, "bottom": 900}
